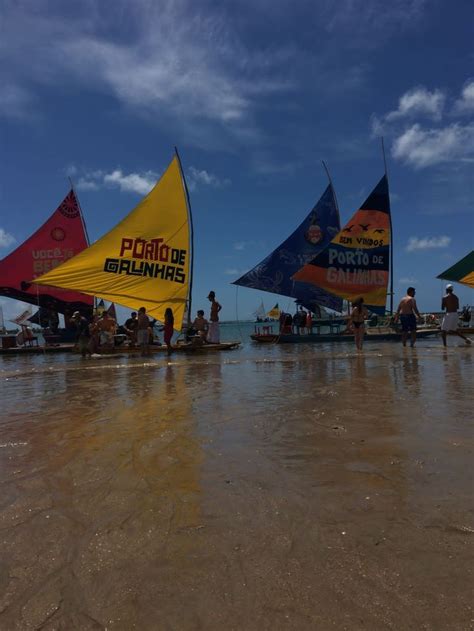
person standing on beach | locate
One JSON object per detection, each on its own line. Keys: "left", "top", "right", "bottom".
{"left": 394, "top": 287, "right": 421, "bottom": 347}
{"left": 207, "top": 291, "right": 222, "bottom": 343}
{"left": 70, "top": 311, "right": 91, "bottom": 358}
{"left": 350, "top": 297, "right": 369, "bottom": 351}
{"left": 441, "top": 284, "right": 472, "bottom": 347}
{"left": 124, "top": 311, "right": 138, "bottom": 346}
{"left": 137, "top": 306, "right": 151, "bottom": 356}
{"left": 161, "top": 308, "right": 174, "bottom": 355}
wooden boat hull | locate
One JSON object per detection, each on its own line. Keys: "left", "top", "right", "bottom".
{"left": 251, "top": 329, "right": 440, "bottom": 344}
{"left": 0, "top": 341, "right": 241, "bottom": 356}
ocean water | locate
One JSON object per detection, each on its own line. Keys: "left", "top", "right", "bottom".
{"left": 0, "top": 324, "right": 472, "bottom": 629}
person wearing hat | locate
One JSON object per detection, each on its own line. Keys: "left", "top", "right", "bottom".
{"left": 441, "top": 284, "right": 472, "bottom": 346}
{"left": 207, "top": 291, "right": 222, "bottom": 344}
{"left": 70, "top": 311, "right": 92, "bottom": 358}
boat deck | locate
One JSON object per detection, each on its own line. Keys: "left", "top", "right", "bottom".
{"left": 251, "top": 327, "right": 441, "bottom": 344}
{"left": 0, "top": 341, "right": 241, "bottom": 356}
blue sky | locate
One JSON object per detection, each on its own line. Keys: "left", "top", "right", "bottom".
{"left": 1, "top": 0, "right": 473, "bottom": 322}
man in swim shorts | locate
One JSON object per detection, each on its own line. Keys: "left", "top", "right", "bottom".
{"left": 394, "top": 287, "right": 421, "bottom": 347}
{"left": 441, "top": 284, "right": 472, "bottom": 347}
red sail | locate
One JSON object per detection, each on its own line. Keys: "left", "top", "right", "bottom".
{"left": 0, "top": 190, "right": 93, "bottom": 315}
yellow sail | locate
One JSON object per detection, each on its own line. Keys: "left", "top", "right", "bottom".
{"left": 267, "top": 303, "right": 280, "bottom": 319}
{"left": 33, "top": 156, "right": 191, "bottom": 330}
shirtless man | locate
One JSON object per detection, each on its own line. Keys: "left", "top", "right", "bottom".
{"left": 441, "top": 284, "right": 471, "bottom": 347}
{"left": 207, "top": 291, "right": 222, "bottom": 344}
{"left": 192, "top": 310, "right": 209, "bottom": 341}
{"left": 394, "top": 287, "right": 421, "bottom": 347}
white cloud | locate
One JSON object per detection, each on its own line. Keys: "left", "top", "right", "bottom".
{"left": 233, "top": 241, "right": 257, "bottom": 251}
{"left": 0, "top": 228, "right": 16, "bottom": 248}
{"left": 73, "top": 165, "right": 229, "bottom": 195}
{"left": 65, "top": 164, "right": 78, "bottom": 177}
{"left": 453, "top": 80, "right": 474, "bottom": 115}
{"left": 74, "top": 168, "right": 158, "bottom": 195}
{"left": 405, "top": 236, "right": 451, "bottom": 252}
{"left": 224, "top": 268, "right": 245, "bottom": 276}
{"left": 386, "top": 87, "right": 445, "bottom": 122}
{"left": 324, "top": 0, "right": 426, "bottom": 37}
{"left": 186, "top": 167, "right": 230, "bottom": 192}
{"left": 392, "top": 123, "right": 474, "bottom": 168}
{"left": 103, "top": 170, "right": 158, "bottom": 195}
{"left": 76, "top": 177, "right": 100, "bottom": 192}
{"left": 0, "top": 2, "right": 293, "bottom": 141}
{"left": 398, "top": 276, "right": 418, "bottom": 284}
{"left": 0, "top": 85, "right": 34, "bottom": 119}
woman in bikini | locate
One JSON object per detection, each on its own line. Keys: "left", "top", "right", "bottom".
{"left": 350, "top": 297, "right": 369, "bottom": 351}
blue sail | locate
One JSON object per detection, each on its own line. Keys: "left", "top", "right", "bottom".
{"left": 233, "top": 185, "right": 343, "bottom": 312}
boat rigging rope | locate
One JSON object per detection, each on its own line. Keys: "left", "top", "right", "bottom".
{"left": 234, "top": 285, "right": 245, "bottom": 343}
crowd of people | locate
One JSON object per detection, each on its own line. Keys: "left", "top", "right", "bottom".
{"left": 70, "top": 291, "right": 223, "bottom": 358}
{"left": 349, "top": 284, "right": 472, "bottom": 351}
{"left": 274, "top": 286, "right": 471, "bottom": 352}
{"left": 67, "top": 284, "right": 471, "bottom": 357}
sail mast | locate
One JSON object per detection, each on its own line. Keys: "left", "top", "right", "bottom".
{"left": 68, "top": 176, "right": 96, "bottom": 313}
{"left": 381, "top": 137, "right": 393, "bottom": 314}
{"left": 321, "top": 161, "right": 347, "bottom": 314}
{"left": 321, "top": 160, "right": 341, "bottom": 226}
{"left": 68, "top": 177, "right": 91, "bottom": 247}
{"left": 174, "top": 147, "right": 194, "bottom": 328}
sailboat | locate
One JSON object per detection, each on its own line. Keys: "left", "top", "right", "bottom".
{"left": 0, "top": 190, "right": 93, "bottom": 321}
{"left": 32, "top": 152, "right": 240, "bottom": 353}
{"left": 253, "top": 300, "right": 268, "bottom": 322}
{"left": 267, "top": 303, "right": 280, "bottom": 319}
{"left": 251, "top": 174, "right": 437, "bottom": 343}
{"left": 233, "top": 182, "right": 343, "bottom": 315}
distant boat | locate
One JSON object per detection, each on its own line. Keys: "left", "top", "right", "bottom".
{"left": 253, "top": 300, "right": 268, "bottom": 322}
{"left": 266, "top": 303, "right": 280, "bottom": 319}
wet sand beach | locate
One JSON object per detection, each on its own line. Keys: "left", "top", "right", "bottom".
{"left": 0, "top": 338, "right": 473, "bottom": 630}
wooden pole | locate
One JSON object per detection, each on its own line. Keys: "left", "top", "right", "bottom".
{"left": 174, "top": 147, "right": 194, "bottom": 330}
{"left": 381, "top": 137, "right": 394, "bottom": 314}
